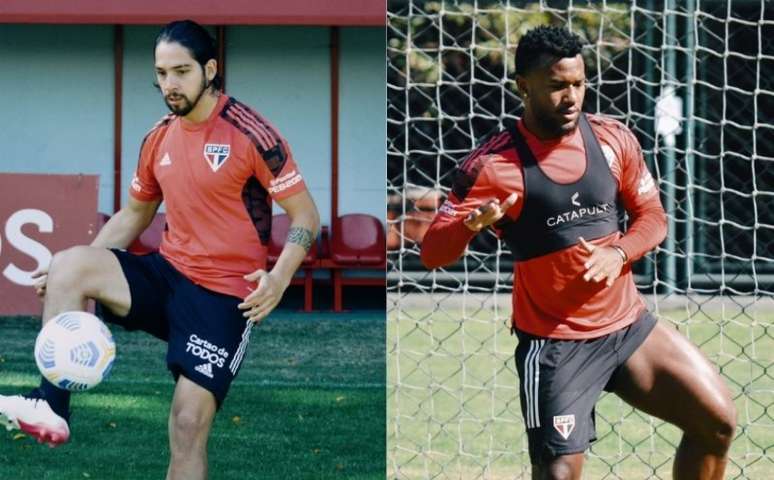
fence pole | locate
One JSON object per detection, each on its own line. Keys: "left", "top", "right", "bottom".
{"left": 684, "top": 0, "right": 697, "bottom": 290}
{"left": 662, "top": 0, "right": 678, "bottom": 293}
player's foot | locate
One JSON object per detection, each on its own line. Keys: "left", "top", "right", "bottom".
{"left": 0, "top": 394, "right": 70, "bottom": 447}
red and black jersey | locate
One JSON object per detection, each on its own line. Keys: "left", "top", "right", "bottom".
{"left": 131, "top": 95, "right": 307, "bottom": 299}
{"left": 497, "top": 114, "right": 622, "bottom": 261}
{"left": 421, "top": 113, "right": 667, "bottom": 339}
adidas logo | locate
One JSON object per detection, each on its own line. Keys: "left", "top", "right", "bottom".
{"left": 160, "top": 153, "right": 172, "bottom": 166}
{"left": 194, "top": 363, "right": 213, "bottom": 379}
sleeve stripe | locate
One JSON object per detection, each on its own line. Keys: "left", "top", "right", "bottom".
{"left": 222, "top": 113, "right": 267, "bottom": 154}
{"left": 232, "top": 101, "right": 280, "bottom": 142}
{"left": 451, "top": 155, "right": 488, "bottom": 202}
{"left": 230, "top": 103, "right": 279, "bottom": 149}
{"left": 224, "top": 109, "right": 273, "bottom": 151}
{"left": 229, "top": 103, "right": 274, "bottom": 148}
{"left": 460, "top": 131, "right": 510, "bottom": 172}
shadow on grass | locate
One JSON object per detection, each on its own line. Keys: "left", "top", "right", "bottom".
{"left": 0, "top": 311, "right": 386, "bottom": 479}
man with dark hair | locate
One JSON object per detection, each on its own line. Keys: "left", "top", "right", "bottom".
{"left": 0, "top": 19, "right": 319, "bottom": 479}
{"left": 422, "top": 25, "right": 736, "bottom": 480}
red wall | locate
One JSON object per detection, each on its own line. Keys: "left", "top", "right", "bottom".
{"left": 0, "top": 174, "right": 98, "bottom": 315}
{"left": 0, "top": 0, "right": 385, "bottom": 25}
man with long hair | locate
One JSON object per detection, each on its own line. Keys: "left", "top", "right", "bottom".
{"left": 0, "top": 20, "right": 319, "bottom": 480}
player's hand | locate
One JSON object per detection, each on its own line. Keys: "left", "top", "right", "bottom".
{"left": 578, "top": 237, "right": 625, "bottom": 287}
{"left": 463, "top": 193, "right": 518, "bottom": 232}
{"left": 31, "top": 267, "right": 49, "bottom": 300}
{"left": 238, "top": 269, "right": 288, "bottom": 324}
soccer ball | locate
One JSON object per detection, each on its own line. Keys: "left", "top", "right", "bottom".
{"left": 34, "top": 311, "right": 116, "bottom": 391}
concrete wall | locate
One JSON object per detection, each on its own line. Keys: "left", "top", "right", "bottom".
{"left": 339, "top": 27, "right": 386, "bottom": 219}
{"left": 0, "top": 24, "right": 385, "bottom": 226}
{"left": 0, "top": 25, "right": 115, "bottom": 211}
{"left": 226, "top": 26, "right": 332, "bottom": 222}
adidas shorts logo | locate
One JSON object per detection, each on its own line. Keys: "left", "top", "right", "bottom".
{"left": 195, "top": 362, "right": 214, "bottom": 379}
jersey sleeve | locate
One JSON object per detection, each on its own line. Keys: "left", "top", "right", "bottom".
{"left": 251, "top": 131, "right": 307, "bottom": 201}
{"left": 617, "top": 127, "right": 659, "bottom": 203}
{"left": 421, "top": 155, "right": 517, "bottom": 269}
{"left": 613, "top": 126, "right": 667, "bottom": 261}
{"left": 129, "top": 134, "right": 163, "bottom": 202}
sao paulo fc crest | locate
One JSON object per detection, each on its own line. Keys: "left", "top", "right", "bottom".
{"left": 553, "top": 414, "right": 576, "bottom": 440}
{"left": 203, "top": 144, "right": 231, "bottom": 172}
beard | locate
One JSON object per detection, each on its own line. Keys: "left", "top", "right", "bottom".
{"left": 164, "top": 76, "right": 209, "bottom": 116}
{"left": 537, "top": 106, "right": 581, "bottom": 137}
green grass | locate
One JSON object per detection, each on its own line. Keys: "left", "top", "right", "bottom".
{"left": 388, "top": 299, "right": 774, "bottom": 479}
{"left": 0, "top": 311, "right": 385, "bottom": 480}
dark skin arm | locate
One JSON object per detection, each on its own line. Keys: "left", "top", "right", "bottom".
{"left": 577, "top": 236, "right": 626, "bottom": 287}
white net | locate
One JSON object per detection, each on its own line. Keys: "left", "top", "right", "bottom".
{"left": 387, "top": 1, "right": 774, "bottom": 478}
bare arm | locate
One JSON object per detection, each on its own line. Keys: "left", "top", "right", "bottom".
{"left": 267, "top": 190, "right": 320, "bottom": 287}
{"left": 32, "top": 196, "right": 161, "bottom": 298}
{"left": 91, "top": 196, "right": 162, "bottom": 249}
{"left": 238, "top": 190, "right": 319, "bottom": 323}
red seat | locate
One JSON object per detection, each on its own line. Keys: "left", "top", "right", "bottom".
{"left": 325, "top": 214, "right": 386, "bottom": 311}
{"left": 128, "top": 213, "right": 166, "bottom": 255}
{"left": 330, "top": 214, "right": 386, "bottom": 265}
{"left": 267, "top": 214, "right": 319, "bottom": 312}
{"left": 268, "top": 214, "right": 318, "bottom": 265}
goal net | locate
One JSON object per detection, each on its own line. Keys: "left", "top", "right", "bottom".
{"left": 387, "top": 1, "right": 774, "bottom": 478}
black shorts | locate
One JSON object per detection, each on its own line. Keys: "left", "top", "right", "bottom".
{"left": 96, "top": 249, "right": 254, "bottom": 408}
{"left": 514, "top": 311, "right": 657, "bottom": 464}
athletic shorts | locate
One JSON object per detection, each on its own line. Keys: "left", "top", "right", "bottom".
{"left": 514, "top": 310, "right": 657, "bottom": 464}
{"left": 95, "top": 249, "right": 254, "bottom": 408}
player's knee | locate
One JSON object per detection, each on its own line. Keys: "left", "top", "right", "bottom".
{"left": 710, "top": 396, "right": 737, "bottom": 451}
{"left": 171, "top": 408, "right": 210, "bottom": 444}
{"left": 48, "top": 246, "right": 95, "bottom": 292}
{"left": 692, "top": 392, "right": 737, "bottom": 453}
{"left": 534, "top": 456, "right": 579, "bottom": 480}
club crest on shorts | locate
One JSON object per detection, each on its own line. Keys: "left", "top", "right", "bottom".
{"left": 553, "top": 414, "right": 575, "bottom": 440}
{"left": 203, "top": 143, "right": 231, "bottom": 172}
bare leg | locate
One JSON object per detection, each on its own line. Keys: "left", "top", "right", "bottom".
{"left": 38, "top": 246, "right": 132, "bottom": 416}
{"left": 166, "top": 376, "right": 217, "bottom": 480}
{"left": 613, "top": 322, "right": 736, "bottom": 480}
{"left": 43, "top": 245, "right": 131, "bottom": 323}
{"left": 532, "top": 453, "right": 585, "bottom": 480}
{"left": 0, "top": 246, "right": 133, "bottom": 446}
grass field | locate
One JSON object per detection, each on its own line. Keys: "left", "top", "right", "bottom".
{"left": 0, "top": 310, "right": 385, "bottom": 480}
{"left": 388, "top": 294, "right": 774, "bottom": 479}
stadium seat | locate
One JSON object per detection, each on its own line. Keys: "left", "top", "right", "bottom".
{"left": 326, "top": 214, "right": 386, "bottom": 311}
{"left": 268, "top": 214, "right": 319, "bottom": 312}
{"left": 331, "top": 214, "right": 386, "bottom": 265}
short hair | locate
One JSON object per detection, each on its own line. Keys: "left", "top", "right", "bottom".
{"left": 155, "top": 20, "right": 222, "bottom": 91}
{"left": 514, "top": 26, "right": 585, "bottom": 77}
